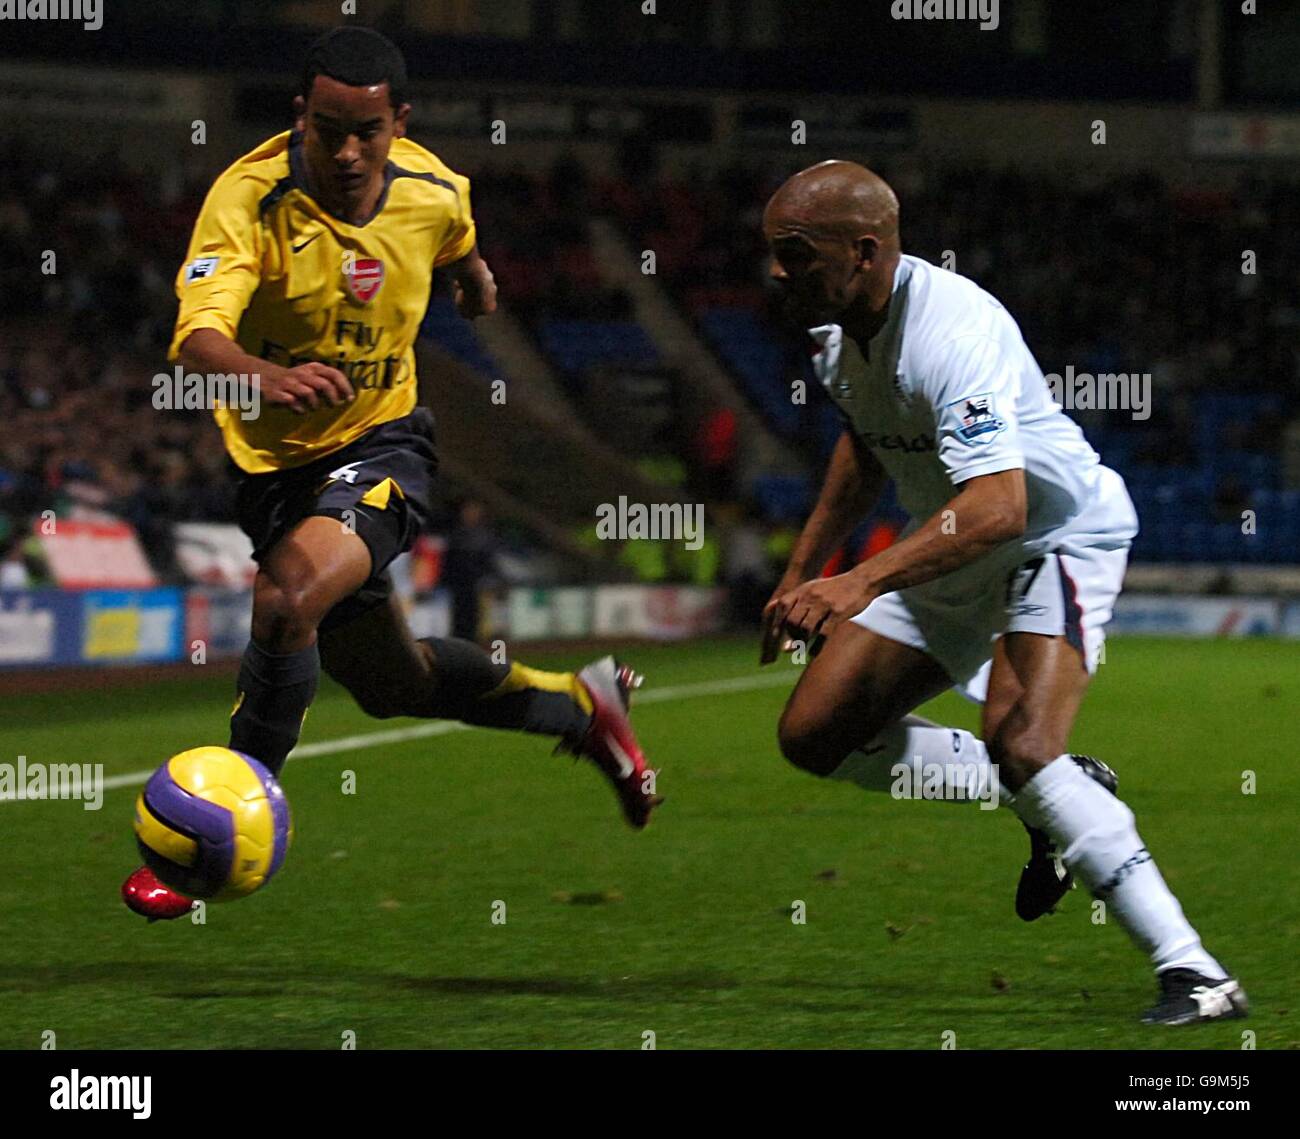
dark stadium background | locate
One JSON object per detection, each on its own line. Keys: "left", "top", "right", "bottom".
{"left": 2, "top": 0, "right": 1298, "bottom": 669}
{"left": 0, "top": 0, "right": 1297, "bottom": 1070}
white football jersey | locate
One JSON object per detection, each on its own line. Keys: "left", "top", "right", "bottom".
{"left": 810, "top": 254, "right": 1138, "bottom": 575}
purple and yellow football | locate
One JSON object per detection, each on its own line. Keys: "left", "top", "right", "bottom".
{"left": 133, "top": 747, "right": 292, "bottom": 901}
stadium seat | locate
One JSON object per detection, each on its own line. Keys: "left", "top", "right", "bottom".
{"left": 699, "top": 307, "right": 830, "bottom": 448}
{"left": 752, "top": 474, "right": 814, "bottom": 524}
{"left": 421, "top": 297, "right": 507, "bottom": 384}
{"left": 538, "top": 320, "right": 661, "bottom": 377}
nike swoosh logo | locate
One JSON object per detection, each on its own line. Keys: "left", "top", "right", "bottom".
{"left": 607, "top": 737, "right": 636, "bottom": 780}
{"left": 292, "top": 233, "right": 322, "bottom": 253}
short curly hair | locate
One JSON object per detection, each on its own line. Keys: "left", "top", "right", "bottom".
{"left": 301, "top": 26, "right": 408, "bottom": 109}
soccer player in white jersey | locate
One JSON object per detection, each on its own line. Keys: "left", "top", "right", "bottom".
{"left": 759, "top": 160, "right": 1246, "bottom": 1026}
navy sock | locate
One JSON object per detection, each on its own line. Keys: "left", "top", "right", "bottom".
{"left": 414, "top": 638, "right": 592, "bottom": 744}
{"left": 229, "top": 640, "right": 319, "bottom": 776}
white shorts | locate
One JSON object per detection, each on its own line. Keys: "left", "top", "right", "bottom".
{"left": 851, "top": 544, "right": 1129, "bottom": 704}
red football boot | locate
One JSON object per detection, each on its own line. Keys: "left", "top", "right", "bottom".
{"left": 122, "top": 866, "right": 194, "bottom": 922}
{"left": 571, "top": 656, "right": 662, "bottom": 829}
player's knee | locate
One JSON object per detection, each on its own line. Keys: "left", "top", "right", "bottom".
{"left": 251, "top": 578, "right": 325, "bottom": 650}
{"left": 777, "top": 712, "right": 841, "bottom": 777}
{"left": 986, "top": 722, "right": 1057, "bottom": 784}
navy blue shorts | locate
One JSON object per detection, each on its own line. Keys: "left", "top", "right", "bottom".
{"left": 232, "top": 408, "right": 438, "bottom": 632}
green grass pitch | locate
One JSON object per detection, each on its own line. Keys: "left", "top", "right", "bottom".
{"left": 0, "top": 636, "right": 1294, "bottom": 1049}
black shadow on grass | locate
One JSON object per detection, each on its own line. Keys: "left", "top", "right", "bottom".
{"left": 0, "top": 963, "right": 743, "bottom": 1004}
{"left": 392, "top": 970, "right": 741, "bottom": 1001}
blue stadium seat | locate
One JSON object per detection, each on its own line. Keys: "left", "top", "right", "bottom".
{"left": 538, "top": 320, "right": 661, "bottom": 376}
{"left": 699, "top": 307, "right": 839, "bottom": 454}
{"left": 1208, "top": 523, "right": 1244, "bottom": 562}
{"left": 421, "top": 297, "right": 506, "bottom": 383}
{"left": 752, "top": 474, "right": 814, "bottom": 524}
{"left": 1192, "top": 392, "right": 1284, "bottom": 455}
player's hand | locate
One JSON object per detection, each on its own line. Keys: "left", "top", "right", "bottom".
{"left": 763, "top": 571, "right": 877, "bottom": 661}
{"left": 760, "top": 572, "right": 805, "bottom": 665}
{"left": 454, "top": 263, "right": 498, "bottom": 319}
{"left": 262, "top": 363, "right": 355, "bottom": 414}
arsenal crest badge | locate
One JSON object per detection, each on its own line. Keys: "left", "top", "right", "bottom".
{"left": 345, "top": 258, "right": 385, "bottom": 304}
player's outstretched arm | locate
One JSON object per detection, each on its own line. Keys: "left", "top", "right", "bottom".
{"left": 770, "top": 468, "right": 1026, "bottom": 648}
{"left": 850, "top": 467, "right": 1026, "bottom": 596}
{"left": 760, "top": 429, "right": 885, "bottom": 663}
{"left": 179, "top": 328, "right": 355, "bottom": 415}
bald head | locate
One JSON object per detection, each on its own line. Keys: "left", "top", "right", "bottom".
{"left": 765, "top": 160, "right": 899, "bottom": 246}
{"left": 762, "top": 161, "right": 902, "bottom": 331}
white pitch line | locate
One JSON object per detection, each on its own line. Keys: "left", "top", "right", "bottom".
{"left": 0, "top": 666, "right": 796, "bottom": 803}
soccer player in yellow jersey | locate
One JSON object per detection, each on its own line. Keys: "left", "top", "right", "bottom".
{"left": 123, "top": 28, "right": 660, "bottom": 920}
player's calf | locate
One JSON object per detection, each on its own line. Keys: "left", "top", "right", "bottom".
{"left": 1015, "top": 754, "right": 1118, "bottom": 921}
{"left": 983, "top": 721, "right": 1062, "bottom": 792}
{"left": 392, "top": 637, "right": 595, "bottom": 743}
{"left": 325, "top": 632, "right": 660, "bottom": 828}
{"left": 228, "top": 588, "right": 340, "bottom": 777}
{"left": 230, "top": 519, "right": 372, "bottom": 775}
{"left": 331, "top": 635, "right": 498, "bottom": 721}
{"left": 228, "top": 638, "right": 320, "bottom": 777}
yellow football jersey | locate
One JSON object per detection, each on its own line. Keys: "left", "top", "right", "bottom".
{"left": 169, "top": 130, "right": 476, "bottom": 473}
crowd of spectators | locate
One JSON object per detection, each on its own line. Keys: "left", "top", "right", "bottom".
{"left": 3, "top": 138, "right": 1296, "bottom": 589}
{"left": 0, "top": 144, "right": 232, "bottom": 578}
{"left": 604, "top": 156, "right": 1299, "bottom": 455}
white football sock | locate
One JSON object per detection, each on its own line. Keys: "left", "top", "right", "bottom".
{"left": 1013, "top": 756, "right": 1225, "bottom": 977}
{"left": 829, "top": 718, "right": 1010, "bottom": 808}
